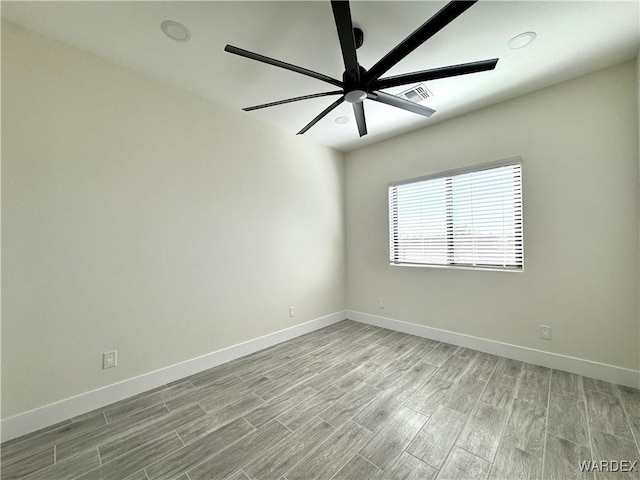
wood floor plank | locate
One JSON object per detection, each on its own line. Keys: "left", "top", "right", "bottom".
{"left": 524, "top": 363, "right": 551, "bottom": 375}
{"left": 366, "top": 355, "right": 419, "bottom": 390}
{"left": 617, "top": 385, "right": 640, "bottom": 444}
{"left": 501, "top": 398, "right": 547, "bottom": 457}
{"left": 1, "top": 411, "right": 106, "bottom": 465}
{"left": 456, "top": 401, "right": 510, "bottom": 462}
{"left": 354, "top": 360, "right": 436, "bottom": 432}
{"left": 276, "top": 385, "right": 345, "bottom": 431}
{"left": 550, "top": 370, "right": 583, "bottom": 400}
{"left": 353, "top": 388, "right": 406, "bottom": 433}
{"left": 359, "top": 406, "right": 427, "bottom": 471}
{"left": 406, "top": 405, "right": 467, "bottom": 469}
{"left": 77, "top": 431, "right": 184, "bottom": 480}
{"left": 590, "top": 430, "right": 640, "bottom": 480}
{"left": 495, "top": 358, "right": 524, "bottom": 378}
{"left": 103, "top": 382, "right": 194, "bottom": 423}
{"left": 488, "top": 443, "right": 541, "bottom": 480}
{"left": 480, "top": 373, "right": 518, "bottom": 409}
{"left": 318, "top": 381, "right": 381, "bottom": 428}
{"left": 445, "top": 376, "right": 487, "bottom": 414}
{"left": 377, "top": 331, "right": 416, "bottom": 348}
{"left": 435, "top": 353, "right": 476, "bottom": 382}
{"left": 56, "top": 404, "right": 170, "bottom": 461}
{"left": 462, "top": 353, "right": 500, "bottom": 384}
{"left": 334, "top": 361, "right": 385, "bottom": 390}
{"left": 255, "top": 368, "right": 318, "bottom": 402}
{"left": 344, "top": 343, "right": 386, "bottom": 365}
{"left": 437, "top": 446, "right": 491, "bottom": 480}
{"left": 617, "top": 385, "right": 640, "bottom": 416}
{"left": 0, "top": 447, "right": 54, "bottom": 480}
{"left": 286, "top": 421, "right": 372, "bottom": 480}
{"left": 584, "top": 388, "right": 634, "bottom": 440}
{"left": 244, "top": 384, "right": 318, "bottom": 428}
{"left": 421, "top": 343, "right": 457, "bottom": 367}
{"left": 187, "top": 420, "right": 291, "bottom": 480}
{"left": 377, "top": 451, "right": 437, "bottom": 480}
{"left": 186, "top": 375, "right": 273, "bottom": 412}
{"left": 394, "top": 362, "right": 438, "bottom": 396}
{"left": 145, "top": 417, "right": 254, "bottom": 480}
{"left": 243, "top": 417, "right": 335, "bottom": 480}
{"left": 548, "top": 393, "right": 589, "bottom": 446}
{"left": 177, "top": 393, "right": 265, "bottom": 444}
{"left": 582, "top": 377, "right": 617, "bottom": 396}
{"left": 516, "top": 370, "right": 550, "bottom": 407}
{"left": 332, "top": 454, "right": 382, "bottom": 480}
{"left": 123, "top": 470, "right": 149, "bottom": 480}
{"left": 226, "top": 470, "right": 251, "bottom": 480}
{"left": 403, "top": 375, "right": 454, "bottom": 417}
{"left": 187, "top": 360, "right": 254, "bottom": 387}
{"left": 304, "top": 361, "right": 356, "bottom": 391}
{"left": 98, "top": 403, "right": 206, "bottom": 463}
{"left": 23, "top": 448, "right": 101, "bottom": 480}
{"left": 542, "top": 434, "right": 592, "bottom": 480}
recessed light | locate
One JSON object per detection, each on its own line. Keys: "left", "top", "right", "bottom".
{"left": 508, "top": 31, "right": 536, "bottom": 49}
{"left": 335, "top": 116, "right": 349, "bottom": 124}
{"left": 161, "top": 20, "right": 191, "bottom": 43}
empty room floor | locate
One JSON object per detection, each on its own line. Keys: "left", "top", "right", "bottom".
{"left": 2, "top": 320, "right": 639, "bottom": 480}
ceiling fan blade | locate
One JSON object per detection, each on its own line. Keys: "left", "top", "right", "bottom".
{"left": 331, "top": 1, "right": 360, "bottom": 83}
{"left": 373, "top": 58, "right": 498, "bottom": 90}
{"left": 243, "top": 91, "right": 343, "bottom": 111}
{"left": 297, "top": 97, "right": 346, "bottom": 135}
{"left": 368, "top": 91, "right": 436, "bottom": 117}
{"left": 365, "top": 1, "right": 477, "bottom": 85}
{"left": 353, "top": 102, "right": 367, "bottom": 137}
{"left": 225, "top": 45, "right": 343, "bottom": 88}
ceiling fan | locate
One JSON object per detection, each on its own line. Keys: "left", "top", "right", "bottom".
{"left": 224, "top": 0, "right": 498, "bottom": 138}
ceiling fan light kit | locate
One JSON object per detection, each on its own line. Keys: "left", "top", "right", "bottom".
{"left": 224, "top": 0, "right": 499, "bottom": 138}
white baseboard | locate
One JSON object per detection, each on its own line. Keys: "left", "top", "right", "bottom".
{"left": 347, "top": 310, "right": 640, "bottom": 389}
{"left": 1, "top": 311, "right": 347, "bottom": 442}
{"left": 4, "top": 309, "right": 638, "bottom": 442}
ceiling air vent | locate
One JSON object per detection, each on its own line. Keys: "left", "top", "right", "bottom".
{"left": 399, "top": 84, "right": 433, "bottom": 103}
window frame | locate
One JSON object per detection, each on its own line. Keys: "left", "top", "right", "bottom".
{"left": 388, "top": 158, "right": 524, "bottom": 272}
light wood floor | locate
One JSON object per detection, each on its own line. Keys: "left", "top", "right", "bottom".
{"left": 2, "top": 320, "right": 639, "bottom": 480}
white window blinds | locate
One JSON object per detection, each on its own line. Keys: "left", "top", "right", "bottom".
{"left": 389, "top": 162, "right": 523, "bottom": 270}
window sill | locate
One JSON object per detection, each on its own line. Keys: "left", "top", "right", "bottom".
{"left": 389, "top": 262, "right": 524, "bottom": 273}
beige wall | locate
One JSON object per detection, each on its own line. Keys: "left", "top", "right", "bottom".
{"left": 2, "top": 18, "right": 638, "bottom": 421}
{"left": 346, "top": 60, "right": 640, "bottom": 371}
{"left": 1, "top": 22, "right": 345, "bottom": 418}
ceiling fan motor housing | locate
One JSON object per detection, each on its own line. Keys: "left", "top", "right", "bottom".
{"left": 343, "top": 65, "right": 368, "bottom": 102}
{"left": 353, "top": 27, "right": 364, "bottom": 49}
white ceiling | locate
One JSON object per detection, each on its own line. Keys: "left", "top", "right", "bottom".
{"left": 2, "top": 1, "right": 639, "bottom": 152}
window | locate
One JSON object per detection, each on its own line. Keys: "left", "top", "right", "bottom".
{"left": 389, "top": 160, "right": 523, "bottom": 271}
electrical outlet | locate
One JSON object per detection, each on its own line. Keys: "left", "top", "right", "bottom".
{"left": 539, "top": 325, "right": 551, "bottom": 340}
{"left": 289, "top": 306, "right": 296, "bottom": 318}
{"left": 378, "top": 298, "right": 385, "bottom": 309}
{"left": 103, "top": 350, "right": 117, "bottom": 369}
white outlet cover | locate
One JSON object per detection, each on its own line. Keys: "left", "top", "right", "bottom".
{"left": 103, "top": 351, "right": 118, "bottom": 369}
{"left": 539, "top": 325, "right": 551, "bottom": 340}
